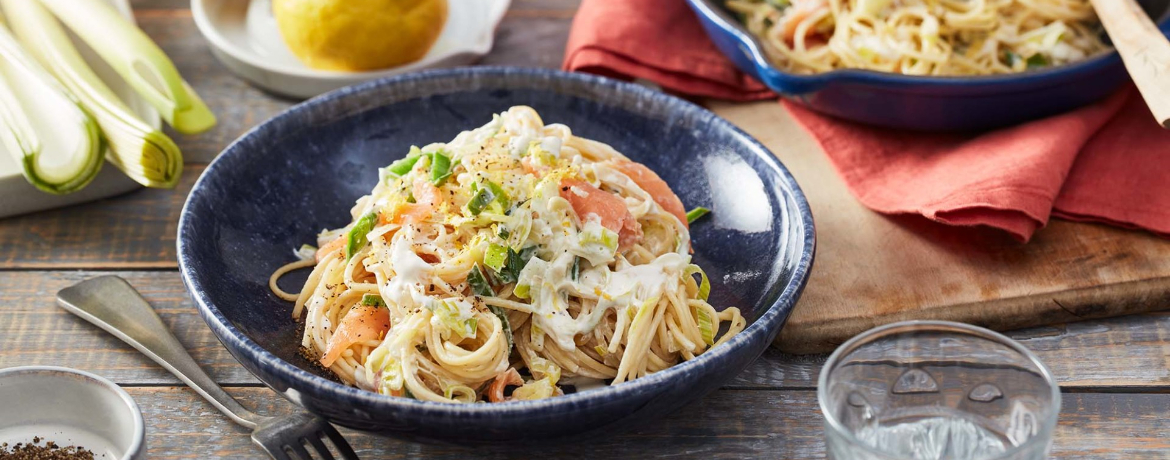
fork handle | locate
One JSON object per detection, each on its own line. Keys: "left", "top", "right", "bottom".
{"left": 57, "top": 275, "right": 262, "bottom": 429}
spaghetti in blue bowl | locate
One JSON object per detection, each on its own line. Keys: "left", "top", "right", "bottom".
{"left": 686, "top": 0, "right": 1170, "bottom": 131}
{"left": 178, "top": 67, "right": 815, "bottom": 444}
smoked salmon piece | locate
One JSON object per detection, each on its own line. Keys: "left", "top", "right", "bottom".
{"left": 778, "top": 0, "right": 828, "bottom": 46}
{"left": 383, "top": 179, "right": 442, "bottom": 226}
{"left": 320, "top": 304, "right": 391, "bottom": 368}
{"left": 488, "top": 368, "right": 524, "bottom": 402}
{"left": 560, "top": 178, "right": 643, "bottom": 249}
{"left": 607, "top": 160, "right": 689, "bottom": 228}
{"left": 316, "top": 236, "right": 346, "bottom": 262}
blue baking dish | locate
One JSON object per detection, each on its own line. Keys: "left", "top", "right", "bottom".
{"left": 685, "top": 0, "right": 1170, "bottom": 131}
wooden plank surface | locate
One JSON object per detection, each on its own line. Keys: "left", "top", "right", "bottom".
{"left": 129, "top": 387, "right": 1170, "bottom": 459}
{"left": 4, "top": 271, "right": 1168, "bottom": 390}
{"left": 711, "top": 101, "right": 1170, "bottom": 354}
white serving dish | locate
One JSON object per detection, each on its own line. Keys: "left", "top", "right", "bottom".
{"left": 0, "top": 0, "right": 151, "bottom": 219}
{"left": 191, "top": 0, "right": 511, "bottom": 99}
{"left": 0, "top": 366, "right": 145, "bottom": 460}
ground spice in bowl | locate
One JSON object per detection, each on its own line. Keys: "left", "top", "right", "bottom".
{"left": 0, "top": 437, "right": 94, "bottom": 460}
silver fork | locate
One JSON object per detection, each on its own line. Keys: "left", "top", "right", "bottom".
{"left": 56, "top": 275, "right": 360, "bottom": 460}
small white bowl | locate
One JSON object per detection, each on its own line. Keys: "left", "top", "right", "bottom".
{"left": 0, "top": 366, "right": 145, "bottom": 460}
{"left": 191, "top": 0, "right": 511, "bottom": 99}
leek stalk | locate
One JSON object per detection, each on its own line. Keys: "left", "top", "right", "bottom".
{"left": 0, "top": 23, "right": 102, "bottom": 194}
{"left": 686, "top": 206, "right": 711, "bottom": 224}
{"left": 345, "top": 212, "right": 379, "bottom": 260}
{"left": 4, "top": 0, "right": 183, "bottom": 188}
{"left": 37, "top": 0, "right": 216, "bottom": 134}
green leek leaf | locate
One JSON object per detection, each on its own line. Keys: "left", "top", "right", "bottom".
{"left": 686, "top": 207, "right": 711, "bottom": 224}
{"left": 684, "top": 264, "right": 712, "bottom": 301}
{"left": 429, "top": 300, "right": 477, "bottom": 340}
{"left": 345, "top": 212, "right": 379, "bottom": 260}
{"left": 385, "top": 146, "right": 422, "bottom": 177}
{"left": 429, "top": 150, "right": 452, "bottom": 185}
{"left": 484, "top": 243, "right": 508, "bottom": 273}
{"left": 695, "top": 307, "right": 715, "bottom": 346}
{"left": 5, "top": 0, "right": 182, "bottom": 188}
{"left": 37, "top": 0, "right": 216, "bottom": 134}
{"left": 467, "top": 183, "right": 496, "bottom": 216}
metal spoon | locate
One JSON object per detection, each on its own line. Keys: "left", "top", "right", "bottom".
{"left": 56, "top": 275, "right": 359, "bottom": 460}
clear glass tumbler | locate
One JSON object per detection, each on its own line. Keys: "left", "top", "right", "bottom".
{"left": 818, "top": 321, "right": 1060, "bottom": 460}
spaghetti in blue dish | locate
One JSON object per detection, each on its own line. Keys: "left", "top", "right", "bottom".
{"left": 686, "top": 0, "right": 1170, "bottom": 131}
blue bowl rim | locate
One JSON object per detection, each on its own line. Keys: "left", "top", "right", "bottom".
{"left": 686, "top": 0, "right": 1170, "bottom": 90}
{"left": 178, "top": 66, "right": 817, "bottom": 420}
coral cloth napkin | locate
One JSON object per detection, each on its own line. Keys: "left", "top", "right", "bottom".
{"left": 563, "top": 0, "right": 1170, "bottom": 242}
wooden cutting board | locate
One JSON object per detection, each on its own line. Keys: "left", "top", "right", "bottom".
{"left": 709, "top": 101, "right": 1170, "bottom": 354}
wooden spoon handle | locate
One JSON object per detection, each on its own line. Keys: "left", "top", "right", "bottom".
{"left": 1091, "top": 0, "right": 1170, "bottom": 128}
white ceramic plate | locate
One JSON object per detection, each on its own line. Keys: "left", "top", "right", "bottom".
{"left": 191, "top": 0, "right": 511, "bottom": 99}
{"left": 0, "top": 0, "right": 151, "bottom": 219}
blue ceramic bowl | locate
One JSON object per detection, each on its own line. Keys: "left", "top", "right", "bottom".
{"left": 178, "top": 67, "right": 815, "bottom": 444}
{"left": 686, "top": 0, "right": 1170, "bottom": 131}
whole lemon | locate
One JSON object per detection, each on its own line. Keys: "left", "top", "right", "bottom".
{"left": 273, "top": 0, "right": 448, "bottom": 72}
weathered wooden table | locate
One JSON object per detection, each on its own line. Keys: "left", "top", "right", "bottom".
{"left": 2, "top": 1, "right": 1168, "bottom": 458}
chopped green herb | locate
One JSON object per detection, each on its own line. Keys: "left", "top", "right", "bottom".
{"left": 489, "top": 305, "right": 513, "bottom": 353}
{"left": 1004, "top": 51, "right": 1021, "bottom": 67}
{"left": 345, "top": 212, "right": 379, "bottom": 260}
{"left": 361, "top": 293, "right": 386, "bottom": 307}
{"left": 498, "top": 227, "right": 511, "bottom": 239}
{"left": 1025, "top": 54, "right": 1048, "bottom": 69}
{"left": 506, "top": 246, "right": 538, "bottom": 283}
{"left": 468, "top": 264, "right": 495, "bottom": 297}
{"left": 484, "top": 245, "right": 538, "bottom": 284}
{"left": 766, "top": 0, "right": 790, "bottom": 9}
{"left": 571, "top": 256, "right": 581, "bottom": 281}
{"left": 686, "top": 207, "right": 711, "bottom": 224}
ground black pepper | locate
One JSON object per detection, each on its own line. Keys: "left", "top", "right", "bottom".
{"left": 0, "top": 437, "right": 95, "bottom": 460}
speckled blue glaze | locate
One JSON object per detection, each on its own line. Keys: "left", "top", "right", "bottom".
{"left": 686, "top": 0, "right": 1170, "bottom": 132}
{"left": 178, "top": 67, "right": 815, "bottom": 444}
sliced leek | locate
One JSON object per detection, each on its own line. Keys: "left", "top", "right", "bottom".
{"left": 37, "top": 0, "right": 216, "bottom": 134}
{"left": 4, "top": 0, "right": 182, "bottom": 188}
{"left": 0, "top": 23, "right": 102, "bottom": 194}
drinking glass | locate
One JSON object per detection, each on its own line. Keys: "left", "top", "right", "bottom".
{"left": 818, "top": 321, "right": 1060, "bottom": 460}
